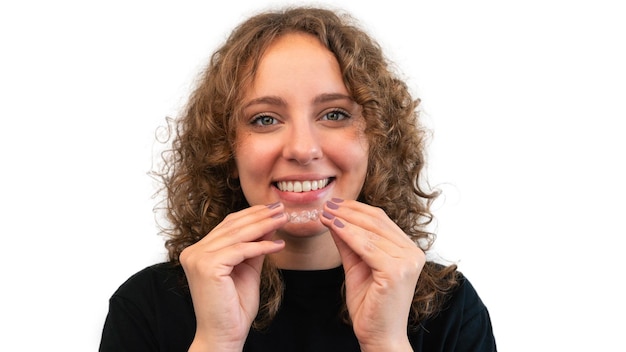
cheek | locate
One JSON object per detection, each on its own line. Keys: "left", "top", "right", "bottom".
{"left": 328, "top": 135, "right": 369, "bottom": 174}
{"left": 234, "top": 135, "right": 279, "bottom": 181}
{"left": 235, "top": 140, "right": 259, "bottom": 177}
{"left": 234, "top": 139, "right": 269, "bottom": 205}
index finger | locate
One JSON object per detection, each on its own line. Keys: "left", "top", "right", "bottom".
{"left": 323, "top": 199, "right": 417, "bottom": 248}
{"left": 200, "top": 202, "right": 288, "bottom": 249}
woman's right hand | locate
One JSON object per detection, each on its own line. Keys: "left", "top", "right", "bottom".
{"left": 180, "top": 202, "right": 287, "bottom": 352}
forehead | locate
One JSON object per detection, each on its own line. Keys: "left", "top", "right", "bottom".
{"left": 244, "top": 33, "right": 346, "bottom": 99}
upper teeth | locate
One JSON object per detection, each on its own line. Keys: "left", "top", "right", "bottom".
{"left": 277, "top": 179, "right": 329, "bottom": 192}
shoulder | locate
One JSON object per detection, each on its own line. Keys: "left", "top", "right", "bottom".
{"left": 447, "top": 272, "right": 497, "bottom": 350}
{"left": 101, "top": 262, "right": 196, "bottom": 350}
{"left": 105, "top": 261, "right": 194, "bottom": 332}
{"left": 449, "top": 272, "right": 488, "bottom": 319}
{"left": 111, "top": 262, "right": 189, "bottom": 303}
{"left": 425, "top": 262, "right": 486, "bottom": 317}
{"left": 429, "top": 265, "right": 491, "bottom": 327}
{"left": 414, "top": 265, "right": 497, "bottom": 351}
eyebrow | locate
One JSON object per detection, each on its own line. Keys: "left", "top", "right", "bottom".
{"left": 243, "top": 96, "right": 286, "bottom": 109}
{"left": 313, "top": 93, "right": 354, "bottom": 104}
{"left": 243, "top": 93, "right": 354, "bottom": 109}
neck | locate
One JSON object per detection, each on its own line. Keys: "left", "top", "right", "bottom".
{"left": 269, "top": 231, "right": 341, "bottom": 270}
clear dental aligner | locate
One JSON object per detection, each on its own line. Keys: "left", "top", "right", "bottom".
{"left": 286, "top": 209, "right": 322, "bottom": 223}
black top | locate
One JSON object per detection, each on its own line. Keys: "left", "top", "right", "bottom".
{"left": 99, "top": 262, "right": 496, "bottom": 351}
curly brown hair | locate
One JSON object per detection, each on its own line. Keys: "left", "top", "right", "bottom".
{"left": 155, "top": 5, "right": 458, "bottom": 329}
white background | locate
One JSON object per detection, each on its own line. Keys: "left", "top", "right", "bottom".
{"left": 1, "top": 0, "right": 624, "bottom": 351}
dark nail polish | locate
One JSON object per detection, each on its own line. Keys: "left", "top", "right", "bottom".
{"left": 322, "top": 211, "right": 334, "bottom": 220}
{"left": 326, "top": 201, "right": 339, "bottom": 210}
{"left": 272, "top": 212, "right": 285, "bottom": 219}
{"left": 333, "top": 218, "right": 345, "bottom": 228}
{"left": 331, "top": 198, "right": 344, "bottom": 203}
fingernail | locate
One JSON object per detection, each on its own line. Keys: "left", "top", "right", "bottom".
{"left": 322, "top": 211, "right": 334, "bottom": 220}
{"left": 267, "top": 201, "right": 281, "bottom": 209}
{"left": 272, "top": 212, "right": 284, "bottom": 219}
{"left": 333, "top": 218, "right": 345, "bottom": 228}
{"left": 273, "top": 239, "right": 285, "bottom": 245}
{"left": 331, "top": 198, "right": 344, "bottom": 203}
{"left": 326, "top": 201, "right": 339, "bottom": 210}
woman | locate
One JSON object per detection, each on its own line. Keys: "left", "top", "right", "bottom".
{"left": 100, "top": 6, "right": 496, "bottom": 352}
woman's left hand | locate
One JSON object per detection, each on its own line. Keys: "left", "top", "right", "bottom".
{"left": 320, "top": 198, "right": 425, "bottom": 352}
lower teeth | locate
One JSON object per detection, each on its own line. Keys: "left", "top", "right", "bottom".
{"left": 286, "top": 209, "right": 321, "bottom": 223}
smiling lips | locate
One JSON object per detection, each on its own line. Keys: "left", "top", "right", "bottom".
{"left": 276, "top": 178, "right": 330, "bottom": 192}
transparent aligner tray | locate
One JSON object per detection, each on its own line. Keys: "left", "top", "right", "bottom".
{"left": 285, "top": 209, "right": 322, "bottom": 223}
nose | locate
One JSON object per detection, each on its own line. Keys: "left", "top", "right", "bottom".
{"left": 282, "top": 120, "right": 323, "bottom": 165}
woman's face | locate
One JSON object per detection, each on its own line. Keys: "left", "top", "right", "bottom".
{"left": 234, "top": 32, "right": 369, "bottom": 236}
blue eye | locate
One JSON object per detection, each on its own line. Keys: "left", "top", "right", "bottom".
{"left": 322, "top": 109, "right": 349, "bottom": 121}
{"left": 251, "top": 115, "right": 277, "bottom": 126}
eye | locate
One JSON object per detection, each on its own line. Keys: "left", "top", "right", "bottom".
{"left": 251, "top": 114, "right": 278, "bottom": 126}
{"left": 322, "top": 109, "right": 350, "bottom": 121}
